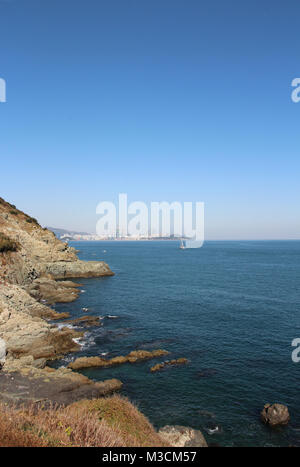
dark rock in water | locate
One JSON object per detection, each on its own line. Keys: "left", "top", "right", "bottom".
{"left": 150, "top": 358, "right": 188, "bottom": 372}
{"left": 158, "top": 425, "right": 207, "bottom": 447}
{"left": 196, "top": 368, "right": 217, "bottom": 378}
{"left": 261, "top": 403, "right": 290, "bottom": 426}
{"left": 106, "top": 328, "right": 133, "bottom": 340}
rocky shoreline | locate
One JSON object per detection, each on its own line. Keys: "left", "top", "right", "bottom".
{"left": 0, "top": 197, "right": 122, "bottom": 404}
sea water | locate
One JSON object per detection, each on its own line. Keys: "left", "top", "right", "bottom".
{"left": 53, "top": 240, "right": 300, "bottom": 447}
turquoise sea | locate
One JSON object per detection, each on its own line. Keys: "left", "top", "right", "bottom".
{"left": 53, "top": 240, "right": 300, "bottom": 447}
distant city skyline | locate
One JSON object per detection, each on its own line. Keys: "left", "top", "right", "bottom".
{"left": 1, "top": 0, "right": 300, "bottom": 240}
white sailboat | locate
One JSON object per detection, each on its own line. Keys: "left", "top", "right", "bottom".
{"left": 179, "top": 239, "right": 186, "bottom": 249}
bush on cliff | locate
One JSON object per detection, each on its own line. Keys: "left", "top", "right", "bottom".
{"left": 0, "top": 396, "right": 165, "bottom": 447}
{"left": 0, "top": 233, "right": 19, "bottom": 253}
{"left": 72, "top": 395, "right": 165, "bottom": 447}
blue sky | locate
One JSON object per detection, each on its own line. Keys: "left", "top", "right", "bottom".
{"left": 0, "top": 0, "right": 299, "bottom": 239}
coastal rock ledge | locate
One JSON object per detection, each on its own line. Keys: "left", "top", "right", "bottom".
{"left": 44, "top": 260, "right": 114, "bottom": 279}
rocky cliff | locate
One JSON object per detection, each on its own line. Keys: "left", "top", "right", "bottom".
{"left": 0, "top": 197, "right": 118, "bottom": 400}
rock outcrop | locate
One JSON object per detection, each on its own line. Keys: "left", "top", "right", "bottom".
{"left": 158, "top": 425, "right": 207, "bottom": 447}
{"left": 0, "top": 284, "right": 82, "bottom": 363}
{"left": 27, "top": 278, "right": 81, "bottom": 304}
{"left": 261, "top": 403, "right": 290, "bottom": 426}
{"left": 68, "top": 349, "right": 169, "bottom": 370}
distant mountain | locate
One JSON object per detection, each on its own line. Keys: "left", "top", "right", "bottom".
{"left": 47, "top": 227, "right": 90, "bottom": 239}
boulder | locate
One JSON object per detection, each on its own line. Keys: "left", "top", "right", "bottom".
{"left": 158, "top": 425, "right": 207, "bottom": 447}
{"left": 261, "top": 403, "right": 290, "bottom": 426}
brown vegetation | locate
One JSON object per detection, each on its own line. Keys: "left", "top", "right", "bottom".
{"left": 0, "top": 395, "right": 165, "bottom": 447}
{"left": 72, "top": 395, "right": 166, "bottom": 447}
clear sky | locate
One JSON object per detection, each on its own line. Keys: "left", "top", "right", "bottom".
{"left": 0, "top": 0, "right": 299, "bottom": 239}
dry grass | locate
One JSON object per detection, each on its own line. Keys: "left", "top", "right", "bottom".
{"left": 72, "top": 395, "right": 166, "bottom": 447}
{"left": 0, "top": 396, "right": 165, "bottom": 447}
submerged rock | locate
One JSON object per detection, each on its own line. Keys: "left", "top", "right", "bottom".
{"left": 68, "top": 349, "right": 169, "bottom": 370}
{"left": 150, "top": 358, "right": 188, "bottom": 372}
{"left": 261, "top": 403, "right": 290, "bottom": 426}
{"left": 196, "top": 368, "right": 217, "bottom": 378}
{"left": 158, "top": 425, "right": 207, "bottom": 447}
